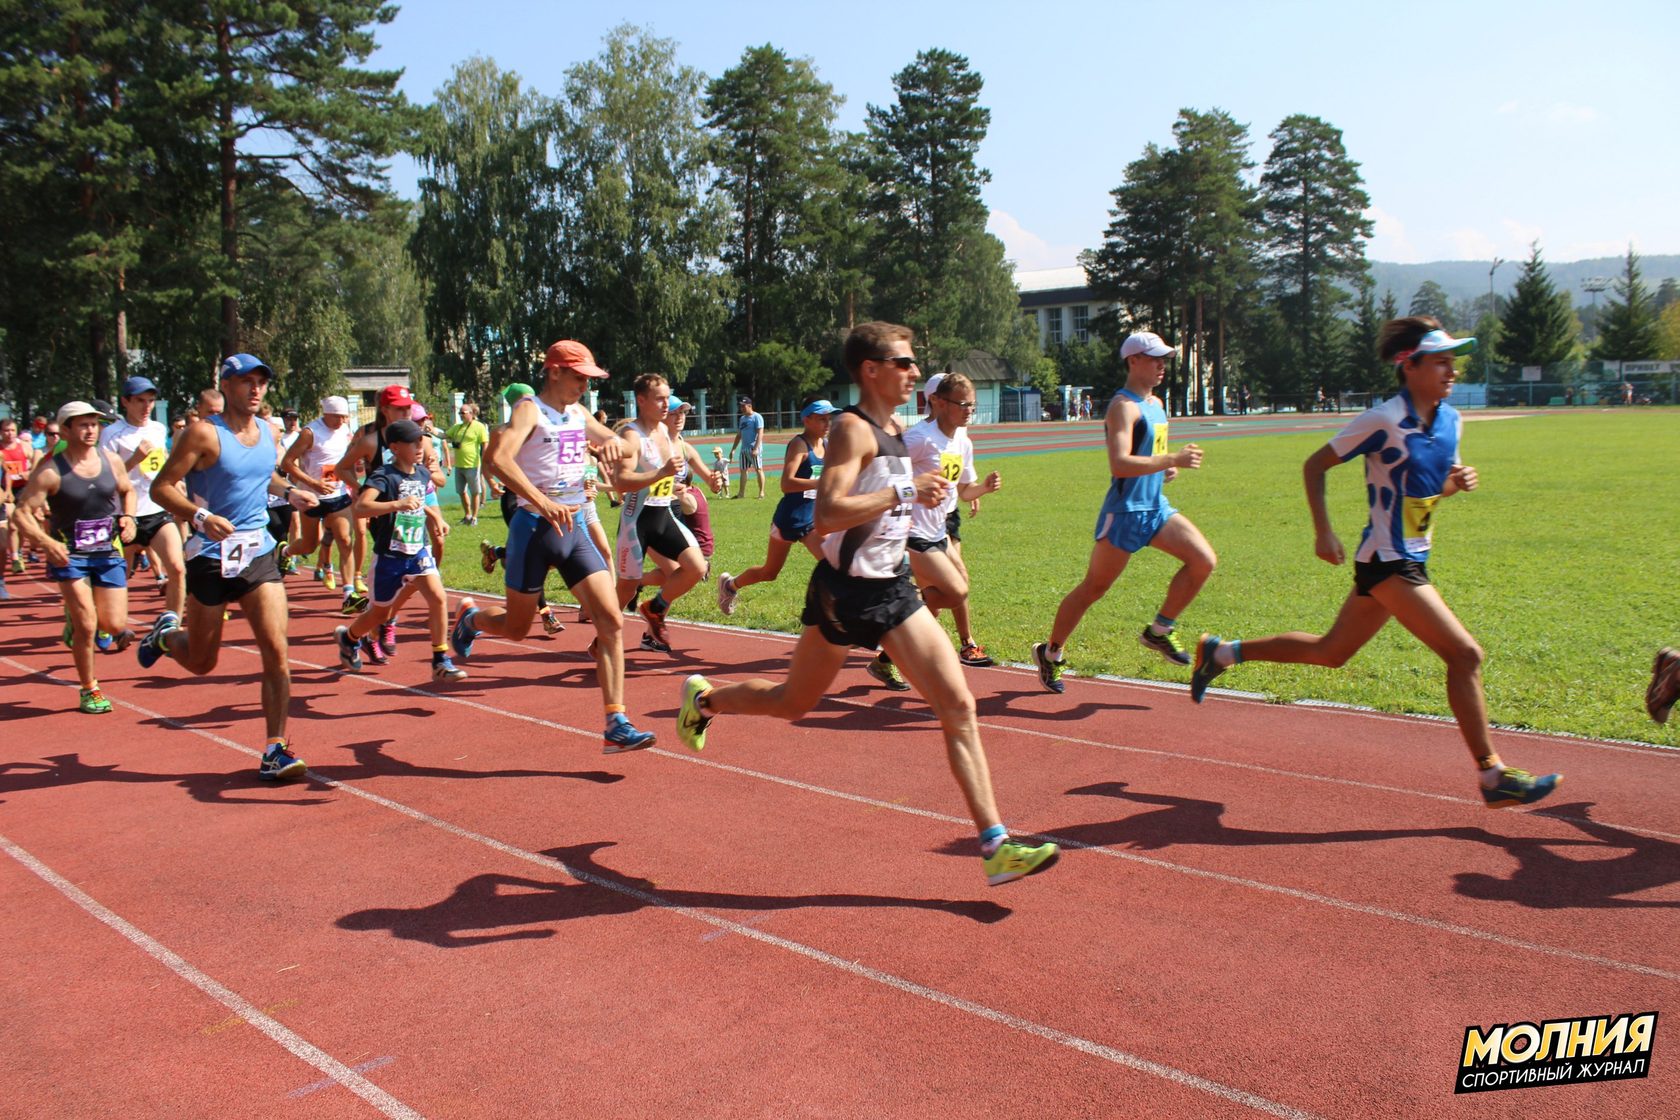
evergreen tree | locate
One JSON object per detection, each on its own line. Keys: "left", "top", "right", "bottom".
{"left": 1259, "top": 114, "right": 1372, "bottom": 393}
{"left": 1408, "top": 280, "right": 1454, "bottom": 325}
{"left": 1593, "top": 247, "right": 1660, "bottom": 361}
{"left": 1345, "top": 280, "right": 1386, "bottom": 392}
{"left": 1495, "top": 243, "right": 1576, "bottom": 369}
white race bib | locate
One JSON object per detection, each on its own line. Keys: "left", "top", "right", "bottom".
{"left": 220, "top": 529, "right": 263, "bottom": 578}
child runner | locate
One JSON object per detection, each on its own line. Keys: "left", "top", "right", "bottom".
{"left": 716, "top": 399, "right": 835, "bottom": 617}
{"left": 335, "top": 419, "right": 465, "bottom": 681}
{"left": 1033, "top": 331, "right": 1212, "bottom": 693}
{"left": 11, "top": 401, "right": 138, "bottom": 712}
{"left": 675, "top": 321, "right": 1058, "bottom": 886}
{"left": 1189, "top": 318, "right": 1561, "bottom": 809}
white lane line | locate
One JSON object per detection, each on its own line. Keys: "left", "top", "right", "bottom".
{"left": 0, "top": 832, "right": 424, "bottom": 1119}
{"left": 9, "top": 654, "right": 1676, "bottom": 985}
{"left": 0, "top": 663, "right": 1321, "bottom": 1120}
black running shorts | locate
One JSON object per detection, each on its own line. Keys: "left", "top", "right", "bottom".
{"left": 801, "top": 559, "right": 924, "bottom": 650}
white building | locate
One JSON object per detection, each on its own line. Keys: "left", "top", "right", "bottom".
{"left": 1016, "top": 267, "right": 1114, "bottom": 350}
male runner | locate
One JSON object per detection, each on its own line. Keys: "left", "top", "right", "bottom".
{"left": 280, "top": 396, "right": 359, "bottom": 595}
{"left": 1033, "top": 331, "right": 1213, "bottom": 693}
{"left": 136, "top": 353, "right": 320, "bottom": 779}
{"left": 664, "top": 397, "right": 721, "bottom": 576}
{"left": 100, "top": 375, "right": 187, "bottom": 620}
{"left": 728, "top": 395, "right": 766, "bottom": 498}
{"left": 612, "top": 374, "right": 711, "bottom": 653}
{"left": 449, "top": 340, "right": 656, "bottom": 751}
{"left": 1, "top": 416, "right": 35, "bottom": 583}
{"left": 11, "top": 401, "right": 137, "bottom": 711}
{"left": 676, "top": 322, "right": 1059, "bottom": 886}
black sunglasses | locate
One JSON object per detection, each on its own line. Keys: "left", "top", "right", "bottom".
{"left": 872, "top": 355, "right": 919, "bottom": 370}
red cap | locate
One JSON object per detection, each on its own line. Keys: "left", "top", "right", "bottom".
{"left": 379, "top": 384, "right": 416, "bottom": 409}
{"left": 542, "top": 340, "right": 609, "bottom": 379}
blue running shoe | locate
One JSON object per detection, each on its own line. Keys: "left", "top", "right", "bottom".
{"left": 335, "top": 625, "right": 363, "bottom": 672}
{"left": 258, "top": 741, "right": 307, "bottom": 781}
{"left": 450, "top": 597, "right": 478, "bottom": 659}
{"left": 1482, "top": 767, "right": 1561, "bottom": 809}
{"left": 95, "top": 630, "right": 114, "bottom": 652}
{"left": 137, "top": 611, "right": 180, "bottom": 670}
{"left": 1190, "top": 634, "right": 1227, "bottom": 704}
{"left": 602, "top": 713, "right": 656, "bottom": 754}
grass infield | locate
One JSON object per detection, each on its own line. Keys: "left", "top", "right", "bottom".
{"left": 430, "top": 409, "right": 1678, "bottom": 746}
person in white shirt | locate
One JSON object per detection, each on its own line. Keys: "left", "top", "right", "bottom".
{"left": 100, "top": 375, "right": 186, "bottom": 618}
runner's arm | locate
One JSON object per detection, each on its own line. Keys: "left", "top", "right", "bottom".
{"left": 813, "top": 414, "right": 937, "bottom": 534}
{"left": 8, "top": 457, "right": 63, "bottom": 556}
{"left": 1302, "top": 443, "right": 1345, "bottom": 564}
{"left": 780, "top": 436, "right": 813, "bottom": 495}
{"left": 485, "top": 400, "right": 553, "bottom": 512}
{"left": 1104, "top": 398, "right": 1198, "bottom": 478}
{"left": 150, "top": 422, "right": 219, "bottom": 524}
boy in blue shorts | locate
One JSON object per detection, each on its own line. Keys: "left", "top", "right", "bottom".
{"left": 1034, "top": 331, "right": 1212, "bottom": 693}
{"left": 1189, "top": 318, "right": 1560, "bottom": 808}
{"left": 335, "top": 419, "right": 465, "bottom": 680}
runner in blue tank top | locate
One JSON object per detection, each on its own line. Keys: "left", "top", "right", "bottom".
{"left": 1034, "top": 331, "right": 1214, "bottom": 693}
{"left": 1189, "top": 318, "right": 1560, "bottom": 809}
{"left": 136, "top": 353, "right": 321, "bottom": 781}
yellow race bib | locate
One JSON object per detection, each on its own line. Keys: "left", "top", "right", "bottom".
{"left": 139, "top": 447, "right": 167, "bottom": 478}
{"left": 1402, "top": 494, "right": 1440, "bottom": 551}
{"left": 1152, "top": 422, "right": 1169, "bottom": 457}
{"left": 649, "top": 476, "right": 675, "bottom": 499}
{"left": 938, "top": 451, "right": 963, "bottom": 483}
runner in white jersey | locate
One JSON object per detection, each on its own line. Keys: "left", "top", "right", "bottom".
{"left": 612, "top": 373, "right": 708, "bottom": 653}
{"left": 280, "top": 396, "right": 359, "bottom": 597}
{"left": 675, "top": 321, "right": 1058, "bottom": 887}
{"left": 449, "top": 340, "right": 656, "bottom": 752}
{"left": 101, "top": 375, "right": 187, "bottom": 619}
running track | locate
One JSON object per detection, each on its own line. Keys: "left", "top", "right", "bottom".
{"left": 3, "top": 560, "right": 1674, "bottom": 1118}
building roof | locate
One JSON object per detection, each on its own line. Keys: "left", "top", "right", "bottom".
{"left": 945, "top": 349, "right": 1015, "bottom": 384}
{"left": 1014, "top": 267, "right": 1089, "bottom": 293}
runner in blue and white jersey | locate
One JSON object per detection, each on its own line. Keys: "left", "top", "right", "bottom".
{"left": 1190, "top": 318, "right": 1561, "bottom": 809}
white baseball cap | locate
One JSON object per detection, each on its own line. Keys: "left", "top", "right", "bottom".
{"left": 923, "top": 373, "right": 946, "bottom": 398}
{"left": 1120, "top": 331, "right": 1175, "bottom": 359}
{"left": 320, "top": 395, "right": 352, "bottom": 416}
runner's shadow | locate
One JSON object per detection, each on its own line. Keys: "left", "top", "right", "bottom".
{"left": 0, "top": 752, "right": 332, "bottom": 805}
{"left": 337, "top": 839, "right": 1010, "bottom": 948}
{"left": 0, "top": 699, "right": 56, "bottom": 722}
{"left": 307, "top": 738, "right": 625, "bottom": 785}
{"left": 1455, "top": 802, "right": 1680, "bottom": 910}
{"left": 975, "top": 689, "right": 1148, "bottom": 721}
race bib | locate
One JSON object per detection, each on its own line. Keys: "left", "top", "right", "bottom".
{"left": 1402, "top": 494, "right": 1440, "bottom": 553}
{"left": 804, "top": 462, "right": 822, "bottom": 498}
{"left": 392, "top": 508, "right": 427, "bottom": 555}
{"left": 938, "top": 452, "right": 963, "bottom": 483}
{"left": 72, "top": 517, "right": 113, "bottom": 553}
{"left": 881, "top": 474, "right": 913, "bottom": 541}
{"left": 320, "top": 463, "right": 338, "bottom": 484}
{"left": 649, "top": 476, "right": 675, "bottom": 501}
{"left": 1152, "top": 423, "right": 1169, "bottom": 457}
{"left": 220, "top": 528, "right": 263, "bottom": 578}
{"left": 138, "top": 448, "right": 167, "bottom": 478}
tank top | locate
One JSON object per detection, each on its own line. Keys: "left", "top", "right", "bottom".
{"left": 772, "top": 435, "right": 822, "bottom": 528}
{"left": 298, "top": 417, "right": 353, "bottom": 499}
{"left": 629, "top": 420, "right": 675, "bottom": 509}
{"left": 2, "top": 440, "right": 30, "bottom": 490}
{"left": 47, "top": 451, "right": 120, "bottom": 553}
{"left": 513, "top": 395, "right": 592, "bottom": 510}
{"left": 819, "top": 407, "right": 914, "bottom": 580}
{"left": 185, "top": 415, "right": 278, "bottom": 561}
{"left": 1101, "top": 388, "right": 1169, "bottom": 514}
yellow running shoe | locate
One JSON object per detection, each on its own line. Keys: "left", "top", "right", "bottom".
{"left": 676, "top": 674, "right": 712, "bottom": 752}
{"left": 323, "top": 569, "right": 337, "bottom": 591}
{"left": 984, "top": 838, "right": 1059, "bottom": 886}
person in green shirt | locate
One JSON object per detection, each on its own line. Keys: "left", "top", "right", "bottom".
{"left": 446, "top": 401, "right": 491, "bottom": 524}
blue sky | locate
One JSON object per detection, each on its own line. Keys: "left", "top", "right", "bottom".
{"left": 369, "top": 0, "right": 1678, "bottom": 270}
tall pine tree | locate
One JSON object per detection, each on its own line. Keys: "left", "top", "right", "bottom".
{"left": 1593, "top": 247, "right": 1659, "bottom": 361}
{"left": 1495, "top": 243, "right": 1576, "bottom": 370}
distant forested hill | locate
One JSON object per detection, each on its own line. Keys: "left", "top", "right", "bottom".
{"left": 1369, "top": 256, "right": 1680, "bottom": 307}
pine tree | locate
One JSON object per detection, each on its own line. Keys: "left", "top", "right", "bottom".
{"left": 1495, "top": 243, "right": 1576, "bottom": 369}
{"left": 1593, "top": 247, "right": 1660, "bottom": 361}
{"left": 1408, "top": 280, "right": 1454, "bottom": 326}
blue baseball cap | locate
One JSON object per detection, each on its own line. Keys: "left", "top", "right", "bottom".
{"left": 121, "top": 375, "right": 158, "bottom": 397}
{"left": 666, "top": 396, "right": 690, "bottom": 412}
{"left": 219, "top": 352, "right": 272, "bottom": 379}
{"left": 800, "top": 399, "right": 837, "bottom": 420}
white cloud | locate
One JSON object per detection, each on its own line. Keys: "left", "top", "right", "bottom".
{"left": 1365, "top": 206, "right": 1421, "bottom": 263}
{"left": 1446, "top": 228, "right": 1500, "bottom": 260}
{"left": 986, "top": 210, "right": 1084, "bottom": 271}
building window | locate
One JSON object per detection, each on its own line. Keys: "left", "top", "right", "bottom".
{"left": 1045, "top": 307, "right": 1063, "bottom": 346}
{"left": 1072, "top": 305, "right": 1090, "bottom": 342}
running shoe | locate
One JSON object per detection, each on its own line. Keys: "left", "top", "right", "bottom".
{"left": 479, "top": 538, "right": 498, "bottom": 574}
{"left": 95, "top": 630, "right": 114, "bottom": 652}
{"left": 258, "top": 741, "right": 307, "bottom": 781}
{"left": 313, "top": 566, "right": 327, "bottom": 583}
{"left": 983, "top": 838, "right": 1060, "bottom": 886}
{"left": 154, "top": 570, "right": 166, "bottom": 585}
{"left": 9, "top": 556, "right": 23, "bottom": 575}
{"left": 78, "top": 687, "right": 113, "bottom": 715}
{"left": 323, "top": 569, "right": 337, "bottom": 591}
{"left": 539, "top": 607, "right": 565, "bottom": 636}
{"left": 379, "top": 620, "right": 398, "bottom": 658}
{"left": 1138, "top": 626, "right": 1191, "bottom": 666}
{"left": 109, "top": 628, "right": 135, "bottom": 653}
{"left": 676, "top": 674, "right": 713, "bottom": 752}
{"left": 277, "top": 551, "right": 296, "bottom": 576}
{"left": 137, "top": 611, "right": 180, "bottom": 670}
{"left": 136, "top": 552, "right": 150, "bottom": 571}
{"left": 640, "top": 630, "right": 672, "bottom": 654}
{"left": 432, "top": 654, "right": 467, "bottom": 682}
{"left": 1482, "top": 767, "right": 1562, "bottom": 809}
{"left": 958, "top": 643, "right": 994, "bottom": 668}
{"left": 340, "top": 592, "right": 368, "bottom": 617}
{"left": 1647, "top": 647, "right": 1680, "bottom": 725}
{"left": 639, "top": 600, "right": 671, "bottom": 649}
{"left": 0, "top": 581, "right": 9, "bottom": 600}
{"left": 450, "top": 597, "right": 478, "bottom": 658}
{"left": 1189, "top": 634, "right": 1226, "bottom": 704}
{"left": 602, "top": 714, "right": 656, "bottom": 754}
{"left": 716, "top": 573, "right": 739, "bottom": 616}
{"left": 1032, "top": 642, "right": 1065, "bottom": 694}
{"left": 354, "top": 577, "right": 368, "bottom": 596}
{"left": 360, "top": 633, "right": 388, "bottom": 666}
{"left": 866, "top": 654, "right": 911, "bottom": 692}
{"left": 335, "top": 625, "right": 364, "bottom": 671}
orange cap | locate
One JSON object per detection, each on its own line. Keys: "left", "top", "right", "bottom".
{"left": 543, "top": 340, "right": 608, "bottom": 378}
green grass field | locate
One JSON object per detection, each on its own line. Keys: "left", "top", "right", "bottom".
{"left": 429, "top": 410, "right": 1680, "bottom": 745}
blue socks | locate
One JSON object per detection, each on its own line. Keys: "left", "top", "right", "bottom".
{"left": 979, "top": 823, "right": 1008, "bottom": 855}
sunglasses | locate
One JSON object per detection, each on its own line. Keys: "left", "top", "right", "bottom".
{"left": 872, "top": 355, "right": 919, "bottom": 370}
